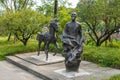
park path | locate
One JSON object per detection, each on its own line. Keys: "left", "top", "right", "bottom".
{"left": 0, "top": 61, "right": 43, "bottom": 80}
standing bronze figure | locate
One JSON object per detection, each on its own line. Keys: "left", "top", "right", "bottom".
{"left": 61, "top": 12, "right": 84, "bottom": 72}
{"left": 36, "top": 19, "right": 59, "bottom": 61}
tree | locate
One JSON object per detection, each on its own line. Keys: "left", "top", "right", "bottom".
{"left": 0, "top": 0, "right": 34, "bottom": 12}
{"left": 0, "top": 0, "right": 35, "bottom": 41}
{"left": 36, "top": 0, "right": 71, "bottom": 17}
{"left": 0, "top": 15, "right": 7, "bottom": 36}
{"left": 58, "top": 6, "right": 72, "bottom": 27}
{"left": 0, "top": 9, "right": 49, "bottom": 45}
{"left": 54, "top": 0, "right": 58, "bottom": 18}
{"left": 77, "top": 0, "right": 120, "bottom": 46}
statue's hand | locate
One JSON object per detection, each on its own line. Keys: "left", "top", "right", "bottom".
{"left": 78, "top": 46, "right": 83, "bottom": 53}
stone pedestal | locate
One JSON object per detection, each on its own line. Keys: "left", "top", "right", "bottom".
{"left": 54, "top": 68, "right": 90, "bottom": 78}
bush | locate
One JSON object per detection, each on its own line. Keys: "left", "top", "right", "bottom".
{"left": 101, "top": 40, "right": 120, "bottom": 48}
{"left": 82, "top": 45, "right": 120, "bottom": 69}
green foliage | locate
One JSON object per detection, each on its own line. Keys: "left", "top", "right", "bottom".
{"left": 103, "top": 74, "right": 120, "bottom": 80}
{"left": 82, "top": 45, "right": 120, "bottom": 69}
{"left": 101, "top": 40, "right": 120, "bottom": 48}
{"left": 0, "top": 36, "right": 63, "bottom": 60}
{"left": 76, "top": 0, "right": 120, "bottom": 46}
{"left": 0, "top": 36, "right": 120, "bottom": 69}
{"left": 0, "top": 16, "right": 7, "bottom": 36}
{"left": 58, "top": 6, "right": 72, "bottom": 33}
{"left": 0, "top": 9, "right": 49, "bottom": 45}
{"left": 36, "top": 0, "right": 71, "bottom": 17}
{"left": 36, "top": 0, "right": 54, "bottom": 17}
{"left": 0, "top": 0, "right": 35, "bottom": 12}
{"left": 0, "top": 36, "right": 37, "bottom": 60}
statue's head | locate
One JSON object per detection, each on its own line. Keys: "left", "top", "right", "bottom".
{"left": 50, "top": 19, "right": 59, "bottom": 32}
{"left": 71, "top": 12, "right": 77, "bottom": 21}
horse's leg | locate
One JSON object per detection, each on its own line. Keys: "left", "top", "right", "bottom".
{"left": 43, "top": 42, "right": 46, "bottom": 50}
{"left": 37, "top": 41, "right": 41, "bottom": 56}
{"left": 53, "top": 41, "right": 59, "bottom": 56}
{"left": 45, "top": 42, "right": 50, "bottom": 61}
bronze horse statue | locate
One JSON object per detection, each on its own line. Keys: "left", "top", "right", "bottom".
{"left": 36, "top": 19, "right": 59, "bottom": 60}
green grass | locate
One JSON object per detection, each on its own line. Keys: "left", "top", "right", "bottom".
{"left": 103, "top": 74, "right": 120, "bottom": 80}
{"left": 0, "top": 36, "right": 62, "bottom": 60}
{"left": 0, "top": 36, "right": 120, "bottom": 69}
{"left": 0, "top": 37, "right": 38, "bottom": 60}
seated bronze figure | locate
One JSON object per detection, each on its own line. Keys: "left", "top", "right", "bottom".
{"left": 61, "top": 12, "right": 84, "bottom": 72}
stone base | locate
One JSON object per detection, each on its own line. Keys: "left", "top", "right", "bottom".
{"left": 31, "top": 54, "right": 64, "bottom": 63}
{"left": 65, "top": 59, "right": 81, "bottom": 72}
{"left": 15, "top": 52, "right": 64, "bottom": 65}
{"left": 54, "top": 68, "right": 90, "bottom": 78}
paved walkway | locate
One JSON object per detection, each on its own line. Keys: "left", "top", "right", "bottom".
{"left": 0, "top": 61, "right": 43, "bottom": 80}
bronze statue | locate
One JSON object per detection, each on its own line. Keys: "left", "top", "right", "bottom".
{"left": 61, "top": 12, "right": 84, "bottom": 72}
{"left": 36, "top": 19, "right": 59, "bottom": 61}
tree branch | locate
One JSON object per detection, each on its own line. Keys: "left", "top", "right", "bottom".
{"left": 88, "top": 32, "right": 96, "bottom": 43}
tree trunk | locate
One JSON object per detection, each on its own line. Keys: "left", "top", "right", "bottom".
{"left": 105, "top": 40, "right": 108, "bottom": 47}
{"left": 7, "top": 33, "right": 11, "bottom": 41}
{"left": 14, "top": 33, "right": 30, "bottom": 46}
{"left": 96, "top": 40, "right": 101, "bottom": 46}
{"left": 13, "top": 34, "right": 17, "bottom": 43}
{"left": 22, "top": 40, "right": 28, "bottom": 46}
{"left": 54, "top": 0, "right": 58, "bottom": 18}
{"left": 108, "top": 36, "right": 113, "bottom": 46}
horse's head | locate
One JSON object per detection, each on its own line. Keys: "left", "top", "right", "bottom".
{"left": 50, "top": 19, "right": 59, "bottom": 32}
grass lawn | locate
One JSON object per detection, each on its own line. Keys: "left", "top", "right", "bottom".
{"left": 103, "top": 74, "right": 120, "bottom": 80}
{"left": 0, "top": 37, "right": 38, "bottom": 60}
{"left": 0, "top": 36, "right": 62, "bottom": 60}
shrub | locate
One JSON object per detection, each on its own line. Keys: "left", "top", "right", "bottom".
{"left": 82, "top": 45, "right": 120, "bottom": 69}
